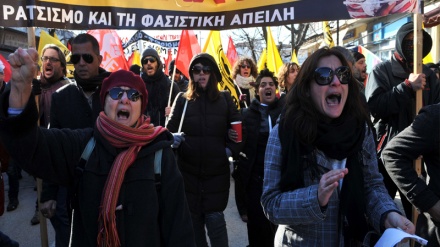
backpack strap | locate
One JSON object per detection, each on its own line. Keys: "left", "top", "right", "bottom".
{"left": 76, "top": 136, "right": 96, "bottom": 175}
{"left": 72, "top": 136, "right": 95, "bottom": 209}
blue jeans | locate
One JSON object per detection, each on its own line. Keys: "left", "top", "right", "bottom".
{"left": 191, "top": 211, "right": 229, "bottom": 247}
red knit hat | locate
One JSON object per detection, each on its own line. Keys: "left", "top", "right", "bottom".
{"left": 100, "top": 70, "right": 148, "bottom": 113}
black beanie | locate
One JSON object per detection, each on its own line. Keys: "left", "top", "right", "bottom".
{"left": 141, "top": 48, "right": 162, "bottom": 68}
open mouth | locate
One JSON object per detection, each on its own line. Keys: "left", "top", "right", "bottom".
{"left": 326, "top": 93, "right": 341, "bottom": 105}
{"left": 265, "top": 90, "right": 272, "bottom": 97}
{"left": 117, "top": 109, "right": 130, "bottom": 119}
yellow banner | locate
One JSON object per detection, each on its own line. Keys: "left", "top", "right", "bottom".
{"left": 1, "top": 0, "right": 416, "bottom": 30}
{"left": 203, "top": 30, "right": 240, "bottom": 109}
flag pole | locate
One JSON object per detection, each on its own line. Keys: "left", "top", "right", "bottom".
{"left": 28, "top": 26, "right": 49, "bottom": 247}
{"left": 411, "top": 1, "right": 423, "bottom": 238}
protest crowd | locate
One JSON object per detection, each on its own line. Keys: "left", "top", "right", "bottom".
{"left": 0, "top": 3, "right": 440, "bottom": 247}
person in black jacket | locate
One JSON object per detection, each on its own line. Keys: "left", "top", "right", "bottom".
{"left": 383, "top": 103, "right": 440, "bottom": 246}
{"left": 234, "top": 69, "right": 284, "bottom": 247}
{"left": 167, "top": 53, "right": 242, "bottom": 247}
{"left": 39, "top": 33, "right": 111, "bottom": 245}
{"left": 0, "top": 48, "right": 195, "bottom": 247}
{"left": 365, "top": 21, "right": 440, "bottom": 220}
{"left": 140, "top": 48, "right": 180, "bottom": 127}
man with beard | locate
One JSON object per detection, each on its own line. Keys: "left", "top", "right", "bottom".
{"left": 39, "top": 34, "right": 110, "bottom": 247}
{"left": 141, "top": 48, "right": 180, "bottom": 127}
{"left": 352, "top": 51, "right": 367, "bottom": 94}
{"left": 365, "top": 22, "right": 440, "bottom": 223}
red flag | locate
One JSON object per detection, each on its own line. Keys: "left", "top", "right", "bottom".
{"left": 226, "top": 36, "right": 238, "bottom": 67}
{"left": 175, "top": 30, "right": 201, "bottom": 79}
{"left": 164, "top": 49, "right": 173, "bottom": 76}
{"left": 87, "top": 29, "right": 129, "bottom": 72}
{"left": 0, "top": 54, "right": 11, "bottom": 82}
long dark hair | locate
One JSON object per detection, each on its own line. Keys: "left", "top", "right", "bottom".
{"left": 282, "top": 47, "right": 370, "bottom": 144}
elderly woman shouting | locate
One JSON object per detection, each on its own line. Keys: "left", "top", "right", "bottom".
{"left": 0, "top": 48, "right": 195, "bottom": 247}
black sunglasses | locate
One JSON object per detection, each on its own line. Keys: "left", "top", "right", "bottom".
{"left": 70, "top": 54, "right": 94, "bottom": 64}
{"left": 314, "top": 66, "right": 351, "bottom": 85}
{"left": 240, "top": 65, "right": 251, "bottom": 69}
{"left": 192, "top": 65, "right": 211, "bottom": 75}
{"left": 108, "top": 87, "right": 142, "bottom": 102}
{"left": 143, "top": 57, "right": 157, "bottom": 64}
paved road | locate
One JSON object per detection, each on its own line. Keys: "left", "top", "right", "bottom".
{"left": 1, "top": 171, "right": 248, "bottom": 247}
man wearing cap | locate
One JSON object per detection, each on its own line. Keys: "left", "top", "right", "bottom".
{"left": 168, "top": 60, "right": 188, "bottom": 92}
{"left": 140, "top": 48, "right": 180, "bottom": 127}
{"left": 39, "top": 34, "right": 111, "bottom": 247}
{"left": 365, "top": 22, "right": 440, "bottom": 222}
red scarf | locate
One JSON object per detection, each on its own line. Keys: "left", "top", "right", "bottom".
{"left": 96, "top": 112, "right": 166, "bottom": 247}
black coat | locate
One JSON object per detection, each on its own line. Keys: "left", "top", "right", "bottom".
{"left": 50, "top": 82, "right": 102, "bottom": 129}
{"left": 0, "top": 92, "right": 195, "bottom": 247}
{"left": 167, "top": 91, "right": 242, "bottom": 213}
{"left": 238, "top": 97, "right": 284, "bottom": 188}
{"left": 365, "top": 56, "right": 440, "bottom": 155}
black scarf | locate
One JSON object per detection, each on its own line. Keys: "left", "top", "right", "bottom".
{"left": 74, "top": 67, "right": 110, "bottom": 92}
{"left": 279, "top": 112, "right": 368, "bottom": 242}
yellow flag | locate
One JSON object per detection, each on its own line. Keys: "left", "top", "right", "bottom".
{"left": 266, "top": 27, "right": 284, "bottom": 75}
{"left": 128, "top": 50, "right": 142, "bottom": 67}
{"left": 291, "top": 49, "right": 299, "bottom": 64}
{"left": 323, "top": 21, "right": 335, "bottom": 48}
{"left": 257, "top": 49, "right": 267, "bottom": 72}
{"left": 38, "top": 30, "right": 74, "bottom": 78}
{"left": 203, "top": 30, "right": 240, "bottom": 109}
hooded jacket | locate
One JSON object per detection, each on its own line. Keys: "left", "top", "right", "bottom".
{"left": 365, "top": 22, "right": 440, "bottom": 153}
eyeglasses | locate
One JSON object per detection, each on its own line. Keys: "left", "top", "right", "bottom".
{"left": 240, "top": 65, "right": 251, "bottom": 69}
{"left": 108, "top": 87, "right": 142, "bottom": 102}
{"left": 70, "top": 54, "right": 94, "bottom": 64}
{"left": 314, "top": 66, "right": 351, "bottom": 85}
{"left": 41, "top": 56, "right": 60, "bottom": 63}
{"left": 142, "top": 57, "right": 157, "bottom": 64}
{"left": 192, "top": 65, "right": 211, "bottom": 75}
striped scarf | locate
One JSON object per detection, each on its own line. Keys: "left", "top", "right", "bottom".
{"left": 96, "top": 112, "right": 166, "bottom": 247}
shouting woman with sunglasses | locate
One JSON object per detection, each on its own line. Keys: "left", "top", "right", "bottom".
{"left": 167, "top": 53, "right": 242, "bottom": 247}
{"left": 260, "top": 47, "right": 415, "bottom": 247}
{"left": 0, "top": 48, "right": 196, "bottom": 247}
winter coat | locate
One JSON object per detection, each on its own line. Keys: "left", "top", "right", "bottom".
{"left": 50, "top": 82, "right": 102, "bottom": 129}
{"left": 238, "top": 97, "right": 284, "bottom": 188}
{"left": 0, "top": 92, "right": 195, "bottom": 247}
{"left": 365, "top": 56, "right": 440, "bottom": 155}
{"left": 142, "top": 72, "right": 180, "bottom": 127}
{"left": 167, "top": 91, "right": 242, "bottom": 213}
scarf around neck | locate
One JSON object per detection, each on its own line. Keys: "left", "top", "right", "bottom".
{"left": 96, "top": 112, "right": 166, "bottom": 247}
{"left": 279, "top": 113, "right": 368, "bottom": 241}
{"left": 235, "top": 74, "right": 256, "bottom": 101}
